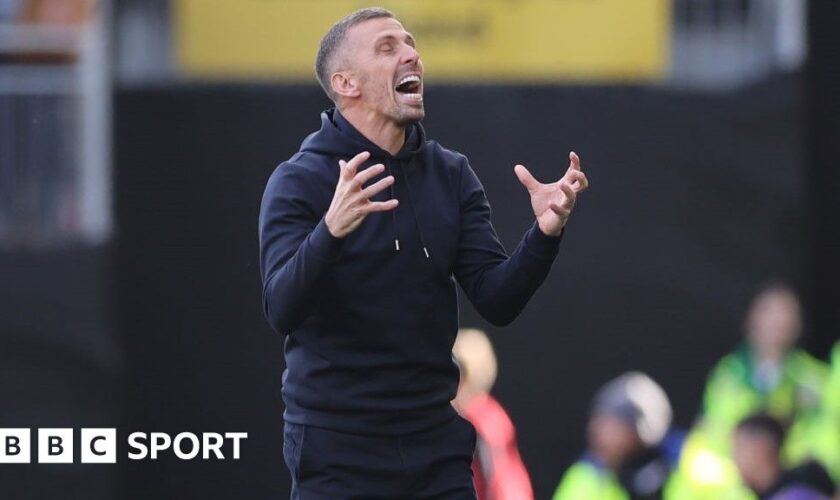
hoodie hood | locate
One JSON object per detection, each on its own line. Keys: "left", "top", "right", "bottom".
{"left": 301, "top": 108, "right": 426, "bottom": 161}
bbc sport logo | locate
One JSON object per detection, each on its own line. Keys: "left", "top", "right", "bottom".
{"left": 0, "top": 429, "right": 247, "bottom": 463}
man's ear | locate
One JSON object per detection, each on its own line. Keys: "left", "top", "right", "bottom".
{"left": 331, "top": 71, "right": 360, "bottom": 100}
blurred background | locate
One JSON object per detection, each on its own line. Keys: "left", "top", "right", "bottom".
{"left": 0, "top": 0, "right": 838, "bottom": 498}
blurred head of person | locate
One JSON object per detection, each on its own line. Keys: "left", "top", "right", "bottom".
{"left": 732, "top": 413, "right": 785, "bottom": 494}
{"left": 745, "top": 282, "right": 802, "bottom": 363}
{"left": 23, "top": 0, "right": 91, "bottom": 25}
{"left": 316, "top": 8, "right": 425, "bottom": 128}
{"left": 451, "top": 328, "right": 497, "bottom": 412}
{"left": 588, "top": 372, "right": 672, "bottom": 470}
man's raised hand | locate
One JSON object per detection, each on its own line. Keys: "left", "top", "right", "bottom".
{"left": 325, "top": 151, "right": 399, "bottom": 238}
{"left": 513, "top": 151, "right": 589, "bottom": 237}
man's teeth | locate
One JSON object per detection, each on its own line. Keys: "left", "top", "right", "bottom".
{"left": 397, "top": 75, "right": 421, "bottom": 87}
{"left": 396, "top": 74, "right": 422, "bottom": 101}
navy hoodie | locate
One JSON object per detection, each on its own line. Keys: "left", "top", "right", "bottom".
{"left": 259, "top": 109, "right": 562, "bottom": 435}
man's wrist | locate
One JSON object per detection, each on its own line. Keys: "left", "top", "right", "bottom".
{"left": 324, "top": 213, "right": 345, "bottom": 239}
{"left": 537, "top": 218, "right": 566, "bottom": 238}
{"left": 309, "top": 218, "right": 345, "bottom": 262}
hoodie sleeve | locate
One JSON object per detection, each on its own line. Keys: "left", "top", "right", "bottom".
{"left": 259, "top": 162, "right": 343, "bottom": 334}
{"left": 454, "top": 158, "right": 562, "bottom": 326}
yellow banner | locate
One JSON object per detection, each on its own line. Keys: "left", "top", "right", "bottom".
{"left": 174, "top": 0, "right": 670, "bottom": 82}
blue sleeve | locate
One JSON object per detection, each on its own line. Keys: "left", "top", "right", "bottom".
{"left": 258, "top": 163, "right": 343, "bottom": 334}
{"left": 454, "top": 158, "right": 562, "bottom": 326}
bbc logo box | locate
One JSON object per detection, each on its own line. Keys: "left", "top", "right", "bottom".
{"left": 0, "top": 429, "right": 30, "bottom": 463}
{"left": 80, "top": 428, "right": 116, "bottom": 463}
{"left": 38, "top": 428, "right": 73, "bottom": 463}
{"left": 1, "top": 428, "right": 116, "bottom": 463}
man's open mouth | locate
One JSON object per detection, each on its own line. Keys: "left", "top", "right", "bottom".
{"left": 395, "top": 74, "right": 423, "bottom": 99}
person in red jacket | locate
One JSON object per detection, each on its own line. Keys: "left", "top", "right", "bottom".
{"left": 453, "top": 328, "right": 534, "bottom": 500}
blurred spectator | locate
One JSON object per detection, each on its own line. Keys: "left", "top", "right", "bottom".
{"left": 665, "top": 283, "right": 832, "bottom": 499}
{"left": 20, "top": 0, "right": 91, "bottom": 25}
{"left": 0, "top": 0, "right": 22, "bottom": 21}
{"left": 804, "top": 342, "right": 840, "bottom": 483}
{"left": 553, "top": 372, "right": 682, "bottom": 500}
{"left": 9, "top": 0, "right": 93, "bottom": 65}
{"left": 452, "top": 328, "right": 534, "bottom": 500}
{"left": 826, "top": 343, "right": 840, "bottom": 415}
{"left": 732, "top": 413, "right": 835, "bottom": 500}
{"left": 702, "top": 283, "right": 826, "bottom": 438}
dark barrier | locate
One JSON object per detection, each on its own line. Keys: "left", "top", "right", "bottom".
{"left": 113, "top": 76, "right": 809, "bottom": 498}
{"left": 807, "top": 1, "right": 840, "bottom": 358}
{"left": 0, "top": 249, "right": 119, "bottom": 499}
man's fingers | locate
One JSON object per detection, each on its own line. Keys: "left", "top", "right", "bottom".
{"left": 344, "top": 151, "right": 371, "bottom": 178}
{"left": 359, "top": 175, "right": 394, "bottom": 199}
{"left": 354, "top": 163, "right": 386, "bottom": 186}
{"left": 569, "top": 151, "right": 581, "bottom": 171}
{"left": 577, "top": 171, "right": 590, "bottom": 191}
{"left": 514, "top": 164, "right": 540, "bottom": 192}
{"left": 567, "top": 169, "right": 589, "bottom": 192}
{"left": 363, "top": 199, "right": 399, "bottom": 213}
{"left": 549, "top": 201, "right": 567, "bottom": 216}
{"left": 559, "top": 181, "right": 576, "bottom": 209}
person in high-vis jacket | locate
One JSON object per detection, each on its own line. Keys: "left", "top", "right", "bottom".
{"left": 824, "top": 343, "right": 840, "bottom": 416}
{"left": 784, "top": 343, "right": 840, "bottom": 485}
{"left": 802, "top": 342, "right": 840, "bottom": 483}
{"left": 701, "top": 284, "right": 827, "bottom": 456}
{"left": 664, "top": 283, "right": 830, "bottom": 499}
{"left": 554, "top": 372, "right": 682, "bottom": 500}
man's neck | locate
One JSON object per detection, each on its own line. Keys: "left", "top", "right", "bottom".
{"left": 340, "top": 105, "right": 406, "bottom": 156}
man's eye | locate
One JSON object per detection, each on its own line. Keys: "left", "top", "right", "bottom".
{"left": 379, "top": 45, "right": 393, "bottom": 53}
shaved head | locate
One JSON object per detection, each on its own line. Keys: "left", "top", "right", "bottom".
{"left": 315, "top": 7, "right": 395, "bottom": 103}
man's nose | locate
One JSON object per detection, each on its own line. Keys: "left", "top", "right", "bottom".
{"left": 401, "top": 45, "right": 420, "bottom": 65}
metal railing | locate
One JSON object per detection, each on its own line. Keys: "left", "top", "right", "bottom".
{"left": 0, "top": 0, "right": 111, "bottom": 249}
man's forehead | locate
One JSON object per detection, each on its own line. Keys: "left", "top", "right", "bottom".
{"left": 347, "top": 17, "right": 410, "bottom": 44}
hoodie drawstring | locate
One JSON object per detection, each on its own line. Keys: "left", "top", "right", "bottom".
{"left": 395, "top": 159, "right": 430, "bottom": 259}
{"left": 385, "top": 160, "right": 400, "bottom": 252}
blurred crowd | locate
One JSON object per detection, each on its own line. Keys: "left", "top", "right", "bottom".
{"left": 0, "top": 0, "right": 90, "bottom": 24}
{"left": 454, "top": 282, "right": 839, "bottom": 500}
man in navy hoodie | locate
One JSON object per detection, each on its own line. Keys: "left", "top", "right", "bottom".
{"left": 259, "top": 7, "right": 589, "bottom": 499}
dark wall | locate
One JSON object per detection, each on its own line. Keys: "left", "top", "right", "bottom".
{"left": 807, "top": 1, "right": 840, "bottom": 357}
{"left": 114, "top": 76, "right": 808, "bottom": 499}
{"left": 0, "top": 249, "right": 120, "bottom": 499}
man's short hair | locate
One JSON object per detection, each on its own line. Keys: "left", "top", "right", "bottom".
{"left": 315, "top": 7, "right": 396, "bottom": 103}
{"left": 736, "top": 413, "right": 787, "bottom": 452}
